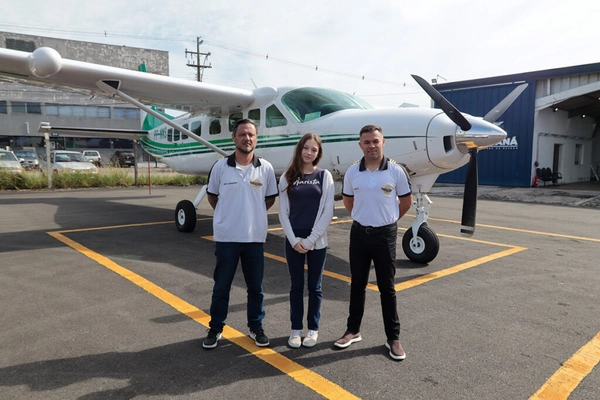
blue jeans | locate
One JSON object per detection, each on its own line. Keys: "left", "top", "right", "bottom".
{"left": 209, "top": 242, "right": 265, "bottom": 333}
{"left": 285, "top": 237, "right": 326, "bottom": 331}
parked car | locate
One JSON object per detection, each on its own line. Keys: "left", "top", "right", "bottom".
{"left": 110, "top": 150, "right": 136, "bottom": 167}
{"left": 0, "top": 149, "right": 24, "bottom": 174}
{"left": 42, "top": 150, "right": 98, "bottom": 174}
{"left": 14, "top": 150, "right": 40, "bottom": 170}
{"left": 82, "top": 150, "right": 102, "bottom": 167}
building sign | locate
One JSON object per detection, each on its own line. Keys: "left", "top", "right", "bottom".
{"left": 485, "top": 136, "right": 518, "bottom": 150}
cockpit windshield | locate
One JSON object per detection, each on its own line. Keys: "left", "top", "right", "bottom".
{"left": 281, "top": 87, "right": 373, "bottom": 123}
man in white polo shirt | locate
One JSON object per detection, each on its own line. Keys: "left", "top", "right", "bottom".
{"left": 202, "top": 118, "right": 278, "bottom": 349}
{"left": 334, "top": 124, "right": 413, "bottom": 361}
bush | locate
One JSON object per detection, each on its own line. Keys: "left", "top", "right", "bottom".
{"left": 0, "top": 169, "right": 207, "bottom": 191}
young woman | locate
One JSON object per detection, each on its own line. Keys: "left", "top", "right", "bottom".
{"left": 278, "top": 133, "right": 335, "bottom": 348}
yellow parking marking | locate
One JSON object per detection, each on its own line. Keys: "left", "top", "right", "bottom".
{"left": 530, "top": 332, "right": 600, "bottom": 400}
{"left": 423, "top": 216, "right": 600, "bottom": 243}
{"left": 47, "top": 230, "right": 359, "bottom": 400}
{"left": 51, "top": 215, "right": 599, "bottom": 399}
{"left": 395, "top": 246, "right": 525, "bottom": 291}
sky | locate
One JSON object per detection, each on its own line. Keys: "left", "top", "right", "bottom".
{"left": 2, "top": 0, "right": 600, "bottom": 109}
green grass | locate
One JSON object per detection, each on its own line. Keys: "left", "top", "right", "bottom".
{"left": 0, "top": 168, "right": 206, "bottom": 191}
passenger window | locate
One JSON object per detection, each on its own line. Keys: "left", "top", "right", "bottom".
{"left": 174, "top": 129, "right": 181, "bottom": 141}
{"left": 191, "top": 120, "right": 201, "bottom": 136}
{"left": 248, "top": 108, "right": 260, "bottom": 126}
{"left": 181, "top": 124, "right": 188, "bottom": 140}
{"left": 266, "top": 105, "right": 287, "bottom": 128}
{"left": 167, "top": 128, "right": 173, "bottom": 142}
{"left": 229, "top": 112, "right": 243, "bottom": 132}
{"left": 209, "top": 118, "right": 221, "bottom": 135}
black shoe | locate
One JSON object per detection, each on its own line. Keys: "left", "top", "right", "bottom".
{"left": 202, "top": 329, "right": 222, "bottom": 349}
{"left": 250, "top": 329, "right": 270, "bottom": 347}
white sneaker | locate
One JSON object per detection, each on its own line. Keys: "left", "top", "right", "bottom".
{"left": 288, "top": 329, "right": 302, "bottom": 348}
{"left": 303, "top": 330, "right": 318, "bottom": 347}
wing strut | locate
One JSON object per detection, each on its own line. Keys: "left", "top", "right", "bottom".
{"left": 96, "top": 80, "right": 228, "bottom": 157}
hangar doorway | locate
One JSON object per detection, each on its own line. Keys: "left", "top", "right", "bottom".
{"left": 553, "top": 143, "right": 563, "bottom": 177}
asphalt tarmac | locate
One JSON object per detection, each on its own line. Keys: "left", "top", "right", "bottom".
{"left": 0, "top": 184, "right": 599, "bottom": 399}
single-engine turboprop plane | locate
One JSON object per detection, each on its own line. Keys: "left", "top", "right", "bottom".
{"left": 0, "top": 46, "right": 528, "bottom": 263}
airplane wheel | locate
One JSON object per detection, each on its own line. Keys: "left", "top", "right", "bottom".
{"left": 175, "top": 200, "right": 196, "bottom": 232}
{"left": 402, "top": 225, "right": 439, "bottom": 264}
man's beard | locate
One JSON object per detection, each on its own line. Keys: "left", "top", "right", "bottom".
{"left": 236, "top": 144, "right": 254, "bottom": 154}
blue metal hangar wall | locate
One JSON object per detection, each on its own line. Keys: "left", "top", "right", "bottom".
{"left": 432, "top": 63, "right": 600, "bottom": 187}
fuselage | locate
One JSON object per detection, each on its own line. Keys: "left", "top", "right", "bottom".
{"left": 140, "top": 86, "right": 506, "bottom": 193}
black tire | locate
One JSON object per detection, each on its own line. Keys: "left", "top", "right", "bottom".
{"left": 175, "top": 200, "right": 196, "bottom": 232}
{"left": 402, "top": 225, "right": 440, "bottom": 264}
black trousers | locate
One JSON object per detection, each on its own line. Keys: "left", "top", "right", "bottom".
{"left": 347, "top": 221, "right": 400, "bottom": 340}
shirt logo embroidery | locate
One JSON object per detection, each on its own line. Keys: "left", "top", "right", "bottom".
{"left": 250, "top": 178, "right": 263, "bottom": 189}
{"left": 381, "top": 183, "right": 393, "bottom": 196}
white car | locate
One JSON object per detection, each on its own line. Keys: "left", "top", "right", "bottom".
{"left": 42, "top": 150, "right": 99, "bottom": 174}
{"left": 82, "top": 150, "right": 102, "bottom": 167}
{"left": 0, "top": 149, "right": 24, "bottom": 174}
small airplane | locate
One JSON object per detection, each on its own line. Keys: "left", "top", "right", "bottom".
{"left": 0, "top": 46, "right": 527, "bottom": 263}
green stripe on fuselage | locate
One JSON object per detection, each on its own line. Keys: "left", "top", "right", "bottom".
{"left": 139, "top": 134, "right": 422, "bottom": 158}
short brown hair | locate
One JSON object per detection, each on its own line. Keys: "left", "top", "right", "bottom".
{"left": 359, "top": 124, "right": 382, "bottom": 136}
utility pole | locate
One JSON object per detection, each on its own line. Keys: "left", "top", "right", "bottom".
{"left": 185, "top": 37, "right": 211, "bottom": 82}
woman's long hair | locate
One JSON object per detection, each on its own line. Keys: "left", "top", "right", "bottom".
{"left": 283, "top": 133, "right": 323, "bottom": 191}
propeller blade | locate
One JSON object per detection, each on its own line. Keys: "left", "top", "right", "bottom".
{"left": 483, "top": 83, "right": 528, "bottom": 123}
{"left": 460, "top": 149, "right": 478, "bottom": 236}
{"left": 412, "top": 74, "right": 472, "bottom": 131}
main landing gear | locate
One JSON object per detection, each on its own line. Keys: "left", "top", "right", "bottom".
{"left": 175, "top": 185, "right": 207, "bottom": 233}
{"left": 401, "top": 192, "right": 440, "bottom": 264}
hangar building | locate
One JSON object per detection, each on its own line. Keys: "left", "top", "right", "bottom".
{"left": 433, "top": 64, "right": 600, "bottom": 187}
{"left": 0, "top": 32, "right": 169, "bottom": 161}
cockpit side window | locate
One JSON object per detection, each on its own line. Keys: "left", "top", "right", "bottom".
{"left": 266, "top": 105, "right": 287, "bottom": 128}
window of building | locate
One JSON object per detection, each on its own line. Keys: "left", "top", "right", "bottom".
{"left": 6, "top": 39, "right": 35, "bottom": 52}
{"left": 97, "top": 106, "right": 110, "bottom": 118}
{"left": 574, "top": 144, "right": 584, "bottom": 165}
{"left": 72, "top": 105, "right": 85, "bottom": 117}
{"left": 114, "top": 107, "right": 140, "bottom": 119}
{"left": 0, "top": 101, "right": 7, "bottom": 114}
{"left": 59, "top": 105, "right": 72, "bottom": 116}
{"left": 266, "top": 105, "right": 287, "bottom": 128}
{"left": 26, "top": 102, "right": 42, "bottom": 114}
{"left": 46, "top": 104, "right": 58, "bottom": 115}
{"left": 11, "top": 101, "right": 26, "bottom": 113}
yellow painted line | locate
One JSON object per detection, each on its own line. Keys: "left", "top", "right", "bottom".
{"left": 419, "top": 216, "right": 600, "bottom": 243}
{"left": 47, "top": 230, "right": 359, "bottom": 400}
{"left": 395, "top": 246, "right": 526, "bottom": 291}
{"left": 57, "top": 217, "right": 214, "bottom": 234}
{"left": 530, "top": 332, "right": 600, "bottom": 400}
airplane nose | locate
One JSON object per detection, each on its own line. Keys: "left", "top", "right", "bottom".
{"left": 455, "top": 118, "right": 507, "bottom": 150}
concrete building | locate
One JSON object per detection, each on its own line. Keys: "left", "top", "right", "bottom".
{"left": 0, "top": 32, "right": 168, "bottom": 162}
{"left": 434, "top": 64, "right": 600, "bottom": 187}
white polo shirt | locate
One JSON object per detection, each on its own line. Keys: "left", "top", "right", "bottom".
{"left": 207, "top": 153, "right": 278, "bottom": 242}
{"left": 343, "top": 157, "right": 412, "bottom": 227}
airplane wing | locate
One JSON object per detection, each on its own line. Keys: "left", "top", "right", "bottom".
{"left": 0, "top": 47, "right": 256, "bottom": 114}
